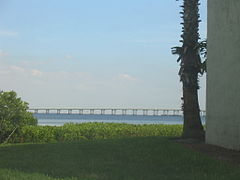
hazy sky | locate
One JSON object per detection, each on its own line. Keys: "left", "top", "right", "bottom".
{"left": 0, "top": 0, "right": 207, "bottom": 109}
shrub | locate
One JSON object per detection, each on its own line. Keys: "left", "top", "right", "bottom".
{"left": 0, "top": 91, "right": 37, "bottom": 143}
{"left": 11, "top": 123, "right": 183, "bottom": 143}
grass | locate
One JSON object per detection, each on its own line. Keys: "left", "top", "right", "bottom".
{"left": 0, "top": 169, "right": 75, "bottom": 180}
{"left": 1, "top": 136, "right": 240, "bottom": 180}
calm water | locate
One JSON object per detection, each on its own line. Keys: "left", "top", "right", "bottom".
{"left": 34, "top": 113, "right": 206, "bottom": 126}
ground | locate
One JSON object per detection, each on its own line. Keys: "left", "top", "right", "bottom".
{"left": 176, "top": 139, "right": 240, "bottom": 165}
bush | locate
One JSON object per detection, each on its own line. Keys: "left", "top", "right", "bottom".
{"left": 11, "top": 123, "right": 183, "bottom": 143}
{"left": 0, "top": 91, "right": 37, "bottom": 143}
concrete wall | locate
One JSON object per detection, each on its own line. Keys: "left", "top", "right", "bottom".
{"left": 206, "top": 0, "right": 240, "bottom": 150}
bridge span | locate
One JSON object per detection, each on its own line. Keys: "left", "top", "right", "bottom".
{"left": 28, "top": 108, "right": 206, "bottom": 116}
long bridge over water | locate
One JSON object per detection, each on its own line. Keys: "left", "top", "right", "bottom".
{"left": 29, "top": 108, "right": 206, "bottom": 116}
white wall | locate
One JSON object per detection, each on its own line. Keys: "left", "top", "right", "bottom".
{"left": 206, "top": 0, "right": 240, "bottom": 150}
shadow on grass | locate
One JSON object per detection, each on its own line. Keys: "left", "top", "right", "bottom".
{"left": 0, "top": 137, "right": 240, "bottom": 180}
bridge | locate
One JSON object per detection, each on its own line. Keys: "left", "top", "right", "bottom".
{"left": 28, "top": 108, "right": 206, "bottom": 116}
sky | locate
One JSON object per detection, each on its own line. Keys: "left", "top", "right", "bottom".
{"left": 0, "top": 0, "right": 207, "bottom": 109}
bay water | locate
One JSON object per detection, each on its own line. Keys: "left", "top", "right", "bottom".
{"left": 34, "top": 113, "right": 206, "bottom": 126}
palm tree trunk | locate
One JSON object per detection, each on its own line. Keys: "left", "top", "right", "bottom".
{"left": 182, "top": 49, "right": 204, "bottom": 139}
{"left": 180, "top": 0, "right": 205, "bottom": 139}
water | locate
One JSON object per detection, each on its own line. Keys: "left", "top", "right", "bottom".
{"left": 34, "top": 113, "right": 206, "bottom": 126}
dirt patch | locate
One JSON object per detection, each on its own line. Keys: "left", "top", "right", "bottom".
{"left": 174, "top": 138, "right": 240, "bottom": 165}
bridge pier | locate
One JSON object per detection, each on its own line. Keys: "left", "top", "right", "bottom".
{"left": 153, "top": 110, "right": 158, "bottom": 116}
{"left": 68, "top": 109, "right": 72, "bottom": 114}
{"left": 133, "top": 109, "right": 137, "bottom": 115}
{"left": 90, "top": 109, "right": 94, "bottom": 115}
{"left": 78, "top": 109, "right": 83, "bottom": 115}
{"left": 101, "top": 109, "right": 105, "bottom": 115}
{"left": 162, "top": 110, "right": 169, "bottom": 116}
{"left": 122, "top": 109, "right": 127, "bottom": 115}
{"left": 111, "top": 109, "right": 116, "bottom": 115}
{"left": 143, "top": 109, "right": 148, "bottom": 116}
{"left": 173, "top": 110, "right": 180, "bottom": 116}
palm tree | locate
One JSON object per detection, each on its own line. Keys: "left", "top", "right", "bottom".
{"left": 172, "top": 0, "right": 206, "bottom": 140}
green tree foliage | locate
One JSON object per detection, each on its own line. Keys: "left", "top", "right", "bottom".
{"left": 0, "top": 91, "right": 37, "bottom": 143}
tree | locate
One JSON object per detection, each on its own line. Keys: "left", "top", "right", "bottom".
{"left": 171, "top": 0, "right": 206, "bottom": 140}
{"left": 0, "top": 91, "right": 37, "bottom": 143}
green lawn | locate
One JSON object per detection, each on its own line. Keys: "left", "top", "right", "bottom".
{"left": 0, "top": 137, "right": 240, "bottom": 180}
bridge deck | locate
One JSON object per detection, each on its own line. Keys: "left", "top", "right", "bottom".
{"left": 28, "top": 108, "right": 206, "bottom": 116}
